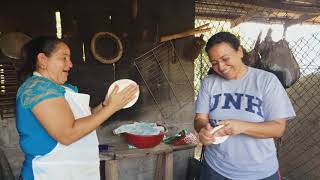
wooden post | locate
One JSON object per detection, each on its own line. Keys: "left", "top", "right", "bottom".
{"left": 155, "top": 153, "right": 164, "bottom": 180}
{"left": 164, "top": 152, "right": 173, "bottom": 180}
{"left": 105, "top": 160, "right": 118, "bottom": 180}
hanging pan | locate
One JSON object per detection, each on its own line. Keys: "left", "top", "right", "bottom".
{"left": 0, "top": 32, "right": 31, "bottom": 60}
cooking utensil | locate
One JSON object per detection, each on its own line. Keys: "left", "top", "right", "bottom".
{"left": 0, "top": 32, "right": 31, "bottom": 59}
{"left": 183, "top": 34, "right": 206, "bottom": 61}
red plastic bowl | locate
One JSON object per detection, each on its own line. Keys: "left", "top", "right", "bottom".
{"left": 125, "top": 127, "right": 166, "bottom": 149}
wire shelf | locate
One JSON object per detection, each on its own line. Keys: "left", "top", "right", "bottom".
{"left": 134, "top": 42, "right": 194, "bottom": 119}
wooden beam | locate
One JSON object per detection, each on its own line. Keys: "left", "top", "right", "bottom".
{"left": 248, "top": 16, "right": 320, "bottom": 25}
{"left": 281, "top": 0, "right": 320, "bottom": 6}
{"left": 231, "top": 7, "right": 264, "bottom": 27}
{"left": 195, "top": 13, "right": 241, "bottom": 20}
{"left": 100, "top": 143, "right": 173, "bottom": 160}
{"left": 285, "top": 14, "right": 320, "bottom": 26}
{"left": 196, "top": 0, "right": 320, "bottom": 24}
{"left": 225, "top": 0, "right": 320, "bottom": 13}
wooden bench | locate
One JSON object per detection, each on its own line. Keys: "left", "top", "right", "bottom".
{"left": 99, "top": 143, "right": 196, "bottom": 180}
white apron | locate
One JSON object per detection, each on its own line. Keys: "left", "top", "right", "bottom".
{"left": 32, "top": 87, "right": 100, "bottom": 180}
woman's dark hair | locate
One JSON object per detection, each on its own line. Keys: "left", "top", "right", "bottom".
{"left": 19, "top": 36, "right": 64, "bottom": 81}
{"left": 205, "top": 32, "right": 241, "bottom": 53}
{"left": 205, "top": 32, "right": 249, "bottom": 75}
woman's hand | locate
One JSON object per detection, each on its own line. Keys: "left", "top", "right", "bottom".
{"left": 215, "top": 119, "right": 249, "bottom": 136}
{"left": 216, "top": 119, "right": 287, "bottom": 138}
{"left": 103, "top": 84, "right": 138, "bottom": 112}
{"left": 198, "top": 123, "right": 215, "bottom": 145}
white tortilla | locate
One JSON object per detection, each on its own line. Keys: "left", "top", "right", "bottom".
{"left": 210, "top": 125, "right": 229, "bottom": 144}
{"left": 107, "top": 79, "right": 139, "bottom": 109}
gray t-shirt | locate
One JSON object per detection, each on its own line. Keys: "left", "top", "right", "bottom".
{"left": 195, "top": 67, "right": 296, "bottom": 180}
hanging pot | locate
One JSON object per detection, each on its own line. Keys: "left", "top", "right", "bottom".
{"left": 183, "top": 34, "right": 206, "bottom": 61}
{"left": 0, "top": 32, "right": 31, "bottom": 60}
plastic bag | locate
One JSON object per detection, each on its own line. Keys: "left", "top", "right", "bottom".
{"left": 164, "top": 129, "right": 197, "bottom": 146}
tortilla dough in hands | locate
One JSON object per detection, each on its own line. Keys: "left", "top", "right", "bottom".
{"left": 107, "top": 79, "right": 139, "bottom": 109}
{"left": 210, "top": 125, "right": 229, "bottom": 144}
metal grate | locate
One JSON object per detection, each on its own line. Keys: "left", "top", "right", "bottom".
{"left": 134, "top": 42, "right": 194, "bottom": 119}
{"left": 0, "top": 58, "right": 17, "bottom": 126}
{"left": 194, "top": 1, "right": 320, "bottom": 179}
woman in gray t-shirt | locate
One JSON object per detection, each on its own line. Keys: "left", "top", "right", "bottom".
{"left": 194, "top": 32, "right": 296, "bottom": 180}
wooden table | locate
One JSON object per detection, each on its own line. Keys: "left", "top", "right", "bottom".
{"left": 99, "top": 143, "right": 196, "bottom": 180}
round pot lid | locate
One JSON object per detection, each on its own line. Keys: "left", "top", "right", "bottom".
{"left": 0, "top": 32, "right": 31, "bottom": 59}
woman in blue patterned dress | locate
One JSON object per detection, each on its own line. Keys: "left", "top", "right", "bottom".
{"left": 16, "top": 36, "right": 138, "bottom": 180}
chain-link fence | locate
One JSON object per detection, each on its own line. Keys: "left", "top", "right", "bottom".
{"left": 194, "top": 1, "right": 320, "bottom": 179}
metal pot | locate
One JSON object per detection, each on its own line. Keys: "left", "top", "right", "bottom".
{"left": 0, "top": 32, "right": 31, "bottom": 59}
